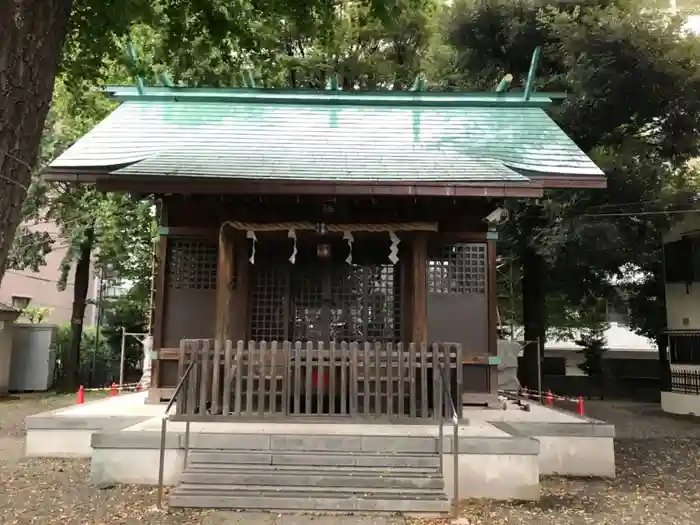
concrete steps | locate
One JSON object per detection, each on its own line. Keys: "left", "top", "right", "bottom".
{"left": 169, "top": 440, "right": 449, "bottom": 514}
{"left": 179, "top": 468, "right": 444, "bottom": 489}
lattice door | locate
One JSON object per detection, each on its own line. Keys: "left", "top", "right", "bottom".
{"left": 248, "top": 265, "right": 289, "bottom": 341}
{"left": 248, "top": 237, "right": 403, "bottom": 344}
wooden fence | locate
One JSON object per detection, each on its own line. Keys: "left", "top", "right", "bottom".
{"left": 175, "top": 340, "right": 463, "bottom": 421}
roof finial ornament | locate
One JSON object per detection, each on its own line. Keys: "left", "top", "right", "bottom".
{"left": 125, "top": 37, "right": 144, "bottom": 95}
{"left": 326, "top": 74, "right": 341, "bottom": 91}
{"left": 495, "top": 74, "right": 513, "bottom": 93}
{"left": 243, "top": 69, "right": 256, "bottom": 89}
{"left": 158, "top": 72, "right": 174, "bottom": 88}
{"left": 524, "top": 46, "right": 542, "bottom": 101}
{"left": 410, "top": 73, "right": 426, "bottom": 92}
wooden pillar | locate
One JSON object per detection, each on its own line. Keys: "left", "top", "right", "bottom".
{"left": 411, "top": 232, "right": 428, "bottom": 344}
{"left": 487, "top": 239, "right": 498, "bottom": 357}
{"left": 150, "top": 201, "right": 168, "bottom": 400}
{"left": 215, "top": 226, "right": 236, "bottom": 344}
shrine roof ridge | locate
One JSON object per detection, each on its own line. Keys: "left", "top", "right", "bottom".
{"left": 103, "top": 85, "right": 567, "bottom": 108}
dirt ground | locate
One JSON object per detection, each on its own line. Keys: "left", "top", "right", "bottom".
{"left": 454, "top": 400, "right": 700, "bottom": 525}
{"left": 2, "top": 394, "right": 700, "bottom": 524}
{"left": 0, "top": 393, "right": 207, "bottom": 525}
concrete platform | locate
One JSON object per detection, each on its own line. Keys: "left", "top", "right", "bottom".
{"left": 467, "top": 398, "right": 616, "bottom": 477}
{"left": 24, "top": 392, "right": 616, "bottom": 506}
{"left": 24, "top": 392, "right": 159, "bottom": 457}
{"left": 661, "top": 391, "right": 700, "bottom": 416}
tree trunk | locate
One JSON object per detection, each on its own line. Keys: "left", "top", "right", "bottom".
{"left": 56, "top": 227, "right": 94, "bottom": 392}
{"left": 0, "top": 0, "right": 73, "bottom": 284}
{"left": 518, "top": 205, "right": 547, "bottom": 390}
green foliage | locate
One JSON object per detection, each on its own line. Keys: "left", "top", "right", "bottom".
{"left": 53, "top": 324, "right": 112, "bottom": 386}
{"left": 9, "top": 74, "right": 156, "bottom": 289}
{"left": 52, "top": 282, "right": 149, "bottom": 387}
{"left": 576, "top": 325, "right": 608, "bottom": 379}
{"left": 19, "top": 306, "right": 53, "bottom": 324}
{"left": 447, "top": 0, "right": 700, "bottom": 362}
{"left": 101, "top": 284, "right": 151, "bottom": 372}
{"left": 145, "top": 0, "right": 439, "bottom": 89}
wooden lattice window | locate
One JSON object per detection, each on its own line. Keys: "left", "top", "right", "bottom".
{"left": 249, "top": 265, "right": 289, "bottom": 341}
{"left": 330, "top": 264, "right": 401, "bottom": 343}
{"left": 427, "top": 243, "right": 486, "bottom": 294}
{"left": 167, "top": 238, "right": 218, "bottom": 290}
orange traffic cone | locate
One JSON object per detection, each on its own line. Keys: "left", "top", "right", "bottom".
{"left": 546, "top": 390, "right": 554, "bottom": 406}
{"left": 76, "top": 385, "right": 85, "bottom": 404}
{"left": 577, "top": 396, "right": 585, "bottom": 416}
{"left": 109, "top": 382, "right": 118, "bottom": 397}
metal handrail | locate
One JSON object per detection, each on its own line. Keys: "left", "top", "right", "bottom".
{"left": 437, "top": 354, "right": 460, "bottom": 518}
{"left": 156, "top": 359, "right": 196, "bottom": 509}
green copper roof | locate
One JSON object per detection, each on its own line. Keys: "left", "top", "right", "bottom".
{"left": 48, "top": 87, "right": 604, "bottom": 184}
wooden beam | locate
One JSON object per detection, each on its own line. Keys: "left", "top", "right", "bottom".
{"left": 156, "top": 226, "right": 217, "bottom": 237}
{"left": 411, "top": 232, "right": 428, "bottom": 344}
{"left": 215, "top": 226, "right": 235, "bottom": 345}
{"left": 94, "top": 177, "right": 546, "bottom": 198}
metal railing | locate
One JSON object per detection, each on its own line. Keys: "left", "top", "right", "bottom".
{"left": 669, "top": 364, "right": 700, "bottom": 395}
{"left": 436, "top": 349, "right": 460, "bottom": 518}
{"left": 156, "top": 359, "right": 196, "bottom": 509}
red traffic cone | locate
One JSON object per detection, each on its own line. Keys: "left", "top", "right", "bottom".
{"left": 109, "top": 382, "right": 118, "bottom": 397}
{"left": 546, "top": 390, "right": 554, "bottom": 406}
{"left": 76, "top": 385, "right": 85, "bottom": 404}
{"left": 136, "top": 383, "right": 142, "bottom": 392}
{"left": 577, "top": 395, "right": 585, "bottom": 416}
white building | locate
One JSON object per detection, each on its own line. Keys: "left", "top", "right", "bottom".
{"left": 661, "top": 213, "right": 700, "bottom": 415}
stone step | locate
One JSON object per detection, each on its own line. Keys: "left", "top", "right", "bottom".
{"left": 169, "top": 490, "right": 449, "bottom": 514}
{"left": 185, "top": 462, "right": 439, "bottom": 475}
{"left": 179, "top": 469, "right": 444, "bottom": 489}
{"left": 186, "top": 449, "right": 441, "bottom": 469}
{"left": 187, "top": 433, "right": 440, "bottom": 454}
{"left": 175, "top": 483, "right": 446, "bottom": 496}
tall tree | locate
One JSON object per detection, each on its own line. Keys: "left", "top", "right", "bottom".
{"left": 0, "top": 0, "right": 72, "bottom": 285}
{"left": 10, "top": 71, "right": 156, "bottom": 391}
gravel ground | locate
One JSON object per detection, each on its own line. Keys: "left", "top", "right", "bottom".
{"left": 2, "top": 394, "right": 700, "bottom": 524}
{"left": 449, "top": 400, "right": 700, "bottom": 525}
